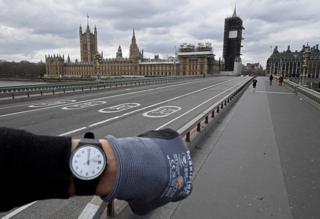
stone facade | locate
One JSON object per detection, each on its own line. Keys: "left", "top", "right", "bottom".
{"left": 45, "top": 25, "right": 220, "bottom": 79}
{"left": 266, "top": 44, "right": 320, "bottom": 79}
{"left": 79, "top": 24, "right": 97, "bottom": 63}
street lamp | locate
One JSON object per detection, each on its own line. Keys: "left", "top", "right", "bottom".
{"left": 301, "top": 43, "right": 311, "bottom": 85}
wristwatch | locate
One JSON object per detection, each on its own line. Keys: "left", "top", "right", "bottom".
{"left": 69, "top": 132, "right": 107, "bottom": 195}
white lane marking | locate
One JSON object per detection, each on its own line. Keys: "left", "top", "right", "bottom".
{"left": 1, "top": 201, "right": 37, "bottom": 219}
{"left": 58, "top": 127, "right": 87, "bottom": 136}
{"left": 156, "top": 79, "right": 247, "bottom": 130}
{"left": 29, "top": 100, "right": 77, "bottom": 108}
{"left": 0, "top": 80, "right": 204, "bottom": 118}
{"left": 77, "top": 203, "right": 99, "bottom": 219}
{"left": 98, "top": 103, "right": 140, "bottom": 113}
{"left": 43, "top": 78, "right": 239, "bottom": 136}
{"left": 256, "top": 91, "right": 294, "bottom": 95}
{"left": 143, "top": 106, "right": 181, "bottom": 118}
{"left": 0, "top": 103, "right": 33, "bottom": 110}
{"left": 61, "top": 101, "right": 106, "bottom": 110}
{"left": 88, "top": 79, "right": 238, "bottom": 128}
{"left": 89, "top": 116, "right": 120, "bottom": 128}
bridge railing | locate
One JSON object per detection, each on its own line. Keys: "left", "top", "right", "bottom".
{"left": 101, "top": 76, "right": 253, "bottom": 218}
{"left": 0, "top": 76, "right": 202, "bottom": 101}
{"left": 284, "top": 79, "right": 320, "bottom": 105}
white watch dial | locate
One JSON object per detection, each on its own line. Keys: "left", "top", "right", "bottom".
{"left": 70, "top": 145, "right": 106, "bottom": 180}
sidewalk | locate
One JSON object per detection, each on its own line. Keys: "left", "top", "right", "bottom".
{"left": 172, "top": 77, "right": 320, "bottom": 219}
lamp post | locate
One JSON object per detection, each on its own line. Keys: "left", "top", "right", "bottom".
{"left": 301, "top": 43, "right": 311, "bottom": 85}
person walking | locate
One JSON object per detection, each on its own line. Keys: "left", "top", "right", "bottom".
{"left": 252, "top": 78, "right": 257, "bottom": 89}
{"left": 279, "top": 75, "right": 284, "bottom": 86}
{"left": 269, "top": 74, "right": 274, "bottom": 85}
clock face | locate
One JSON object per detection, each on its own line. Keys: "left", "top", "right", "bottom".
{"left": 70, "top": 145, "right": 106, "bottom": 180}
{"left": 229, "top": 30, "right": 238, "bottom": 39}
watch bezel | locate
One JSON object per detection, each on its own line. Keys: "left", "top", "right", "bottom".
{"left": 70, "top": 144, "right": 107, "bottom": 181}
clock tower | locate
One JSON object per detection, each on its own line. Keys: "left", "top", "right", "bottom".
{"left": 222, "top": 7, "right": 244, "bottom": 71}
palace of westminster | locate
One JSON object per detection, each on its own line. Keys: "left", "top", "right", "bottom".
{"left": 45, "top": 21, "right": 220, "bottom": 79}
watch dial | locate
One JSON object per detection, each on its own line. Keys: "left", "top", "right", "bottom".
{"left": 71, "top": 145, "right": 106, "bottom": 180}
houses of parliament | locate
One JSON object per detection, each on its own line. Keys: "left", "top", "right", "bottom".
{"left": 45, "top": 21, "right": 220, "bottom": 79}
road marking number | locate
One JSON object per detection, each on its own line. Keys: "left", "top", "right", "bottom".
{"left": 61, "top": 101, "right": 106, "bottom": 110}
{"left": 99, "top": 103, "right": 140, "bottom": 113}
{"left": 29, "top": 99, "right": 76, "bottom": 108}
{"left": 143, "top": 106, "right": 181, "bottom": 118}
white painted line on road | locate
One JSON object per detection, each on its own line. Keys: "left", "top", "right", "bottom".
{"left": 29, "top": 99, "right": 77, "bottom": 108}
{"left": 77, "top": 196, "right": 104, "bottom": 219}
{"left": 33, "top": 79, "right": 238, "bottom": 137}
{"left": 58, "top": 127, "right": 87, "bottom": 136}
{"left": 87, "top": 79, "right": 236, "bottom": 128}
{"left": 77, "top": 202, "right": 99, "bottom": 219}
{"left": 156, "top": 79, "right": 247, "bottom": 130}
{"left": 98, "top": 103, "right": 140, "bottom": 113}
{"left": 61, "top": 101, "right": 106, "bottom": 110}
{"left": 256, "top": 91, "right": 294, "bottom": 95}
{"left": 1, "top": 201, "right": 37, "bottom": 219}
{"left": 0, "top": 103, "right": 33, "bottom": 110}
{"left": 89, "top": 116, "right": 120, "bottom": 128}
{"left": 143, "top": 106, "right": 181, "bottom": 118}
{"left": 0, "top": 80, "right": 201, "bottom": 118}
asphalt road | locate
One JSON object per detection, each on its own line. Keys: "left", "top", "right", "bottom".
{"left": 0, "top": 76, "right": 248, "bottom": 218}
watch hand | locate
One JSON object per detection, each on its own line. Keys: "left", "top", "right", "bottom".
{"left": 87, "top": 148, "right": 91, "bottom": 165}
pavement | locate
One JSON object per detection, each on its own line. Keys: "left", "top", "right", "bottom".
{"left": 118, "top": 77, "right": 320, "bottom": 219}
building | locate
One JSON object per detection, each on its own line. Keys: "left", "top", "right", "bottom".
{"left": 79, "top": 21, "right": 98, "bottom": 63}
{"left": 242, "top": 63, "right": 265, "bottom": 76}
{"left": 45, "top": 23, "right": 220, "bottom": 79}
{"left": 266, "top": 44, "right": 320, "bottom": 79}
{"left": 222, "top": 7, "right": 244, "bottom": 71}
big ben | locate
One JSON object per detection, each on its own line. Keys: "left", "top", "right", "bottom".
{"left": 222, "top": 7, "right": 244, "bottom": 71}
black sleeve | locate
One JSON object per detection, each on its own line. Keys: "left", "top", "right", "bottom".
{"left": 0, "top": 127, "right": 72, "bottom": 212}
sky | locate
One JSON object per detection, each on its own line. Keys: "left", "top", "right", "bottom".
{"left": 0, "top": 0, "right": 319, "bottom": 68}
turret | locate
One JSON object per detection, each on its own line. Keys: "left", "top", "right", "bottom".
{"left": 287, "top": 45, "right": 291, "bottom": 53}
{"left": 116, "top": 45, "right": 123, "bottom": 58}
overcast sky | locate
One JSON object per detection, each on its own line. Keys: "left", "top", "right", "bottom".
{"left": 0, "top": 0, "right": 319, "bottom": 68}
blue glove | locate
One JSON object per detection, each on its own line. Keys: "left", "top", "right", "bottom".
{"left": 103, "top": 128, "right": 193, "bottom": 215}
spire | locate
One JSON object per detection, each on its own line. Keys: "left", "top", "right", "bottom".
{"left": 79, "top": 25, "right": 82, "bottom": 34}
{"left": 94, "top": 25, "right": 97, "bottom": 34}
{"left": 232, "top": 4, "right": 237, "bottom": 17}
{"left": 132, "top": 28, "right": 136, "bottom": 42}
{"left": 86, "top": 14, "right": 90, "bottom": 32}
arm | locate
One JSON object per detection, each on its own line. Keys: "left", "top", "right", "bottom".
{"left": 0, "top": 127, "right": 192, "bottom": 215}
{"left": 0, "top": 127, "right": 117, "bottom": 212}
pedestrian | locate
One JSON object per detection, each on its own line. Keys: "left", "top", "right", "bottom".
{"left": 279, "top": 75, "right": 284, "bottom": 86}
{"left": 252, "top": 78, "right": 257, "bottom": 88}
{"left": 0, "top": 127, "right": 193, "bottom": 215}
{"left": 269, "top": 74, "right": 273, "bottom": 85}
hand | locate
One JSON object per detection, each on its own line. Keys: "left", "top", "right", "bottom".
{"left": 102, "top": 129, "right": 193, "bottom": 215}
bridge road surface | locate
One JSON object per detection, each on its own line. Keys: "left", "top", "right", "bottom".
{"left": 0, "top": 76, "right": 248, "bottom": 218}
{"left": 115, "top": 76, "right": 320, "bottom": 219}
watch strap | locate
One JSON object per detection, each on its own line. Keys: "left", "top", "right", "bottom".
{"left": 73, "top": 177, "right": 100, "bottom": 196}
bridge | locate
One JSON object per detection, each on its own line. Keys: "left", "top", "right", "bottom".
{"left": 0, "top": 76, "right": 319, "bottom": 219}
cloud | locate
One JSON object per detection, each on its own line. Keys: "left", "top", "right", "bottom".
{"left": 0, "top": 0, "right": 319, "bottom": 67}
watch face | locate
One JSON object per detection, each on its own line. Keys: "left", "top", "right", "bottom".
{"left": 70, "top": 145, "right": 106, "bottom": 180}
